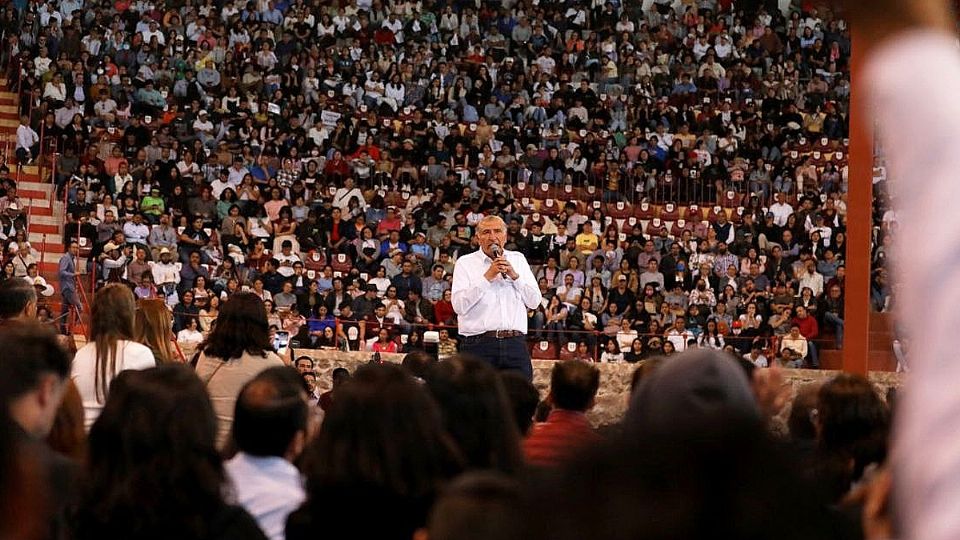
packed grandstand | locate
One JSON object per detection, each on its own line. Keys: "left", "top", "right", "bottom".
{"left": 0, "top": 1, "right": 919, "bottom": 540}
{"left": 0, "top": 0, "right": 878, "bottom": 366}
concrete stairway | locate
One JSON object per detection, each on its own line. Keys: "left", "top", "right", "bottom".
{"left": 819, "top": 311, "right": 897, "bottom": 372}
{"left": 0, "top": 82, "right": 71, "bottom": 304}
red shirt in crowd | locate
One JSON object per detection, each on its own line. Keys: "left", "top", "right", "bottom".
{"left": 523, "top": 409, "right": 602, "bottom": 467}
{"left": 434, "top": 299, "right": 454, "bottom": 325}
{"left": 792, "top": 314, "right": 820, "bottom": 340}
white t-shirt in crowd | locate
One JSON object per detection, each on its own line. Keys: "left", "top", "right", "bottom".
{"left": 71, "top": 340, "right": 156, "bottom": 429}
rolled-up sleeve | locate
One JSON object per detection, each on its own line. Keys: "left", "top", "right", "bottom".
{"left": 451, "top": 257, "right": 490, "bottom": 316}
{"left": 511, "top": 253, "right": 542, "bottom": 310}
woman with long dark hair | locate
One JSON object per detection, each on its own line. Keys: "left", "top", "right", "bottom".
{"left": 194, "top": 292, "right": 285, "bottom": 448}
{"left": 71, "top": 284, "right": 156, "bottom": 430}
{"left": 287, "top": 363, "right": 462, "bottom": 540}
{"left": 73, "top": 365, "right": 267, "bottom": 540}
{"left": 424, "top": 355, "right": 524, "bottom": 475}
{"left": 812, "top": 374, "right": 891, "bottom": 504}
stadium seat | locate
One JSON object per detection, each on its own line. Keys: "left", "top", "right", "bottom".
{"left": 646, "top": 217, "right": 666, "bottom": 237}
{"left": 730, "top": 206, "right": 745, "bottom": 224}
{"left": 606, "top": 200, "right": 633, "bottom": 232}
{"left": 558, "top": 341, "right": 580, "bottom": 361}
{"left": 660, "top": 202, "right": 680, "bottom": 222}
{"left": 304, "top": 250, "right": 327, "bottom": 272}
{"left": 331, "top": 253, "right": 352, "bottom": 274}
{"left": 530, "top": 340, "right": 558, "bottom": 360}
{"left": 671, "top": 219, "right": 692, "bottom": 237}
{"left": 518, "top": 196, "right": 534, "bottom": 215}
{"left": 685, "top": 204, "right": 704, "bottom": 222}
{"left": 512, "top": 181, "right": 532, "bottom": 200}
{"left": 723, "top": 190, "right": 742, "bottom": 208}
{"left": 539, "top": 198, "right": 560, "bottom": 218}
{"left": 534, "top": 181, "right": 552, "bottom": 200}
{"left": 581, "top": 184, "right": 601, "bottom": 202}
{"left": 78, "top": 236, "right": 92, "bottom": 258}
{"left": 707, "top": 206, "right": 727, "bottom": 224}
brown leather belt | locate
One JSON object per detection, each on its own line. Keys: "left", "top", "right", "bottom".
{"left": 474, "top": 330, "right": 524, "bottom": 339}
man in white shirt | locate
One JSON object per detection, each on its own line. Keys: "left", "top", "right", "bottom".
{"left": 452, "top": 215, "right": 542, "bottom": 379}
{"left": 665, "top": 316, "right": 694, "bottom": 353}
{"left": 93, "top": 94, "right": 117, "bottom": 125}
{"left": 192, "top": 110, "right": 216, "bottom": 148}
{"left": 122, "top": 213, "right": 150, "bottom": 247}
{"left": 381, "top": 13, "right": 404, "bottom": 43}
{"left": 54, "top": 98, "right": 81, "bottom": 128}
{"left": 209, "top": 168, "right": 234, "bottom": 199}
{"left": 275, "top": 240, "right": 301, "bottom": 278}
{"left": 33, "top": 47, "right": 52, "bottom": 78}
{"left": 797, "top": 259, "right": 824, "bottom": 298}
{"left": 15, "top": 116, "right": 39, "bottom": 165}
{"left": 332, "top": 177, "right": 364, "bottom": 212}
{"left": 227, "top": 157, "right": 250, "bottom": 185}
{"left": 225, "top": 367, "right": 307, "bottom": 540}
{"left": 149, "top": 248, "right": 181, "bottom": 300}
{"left": 768, "top": 192, "right": 794, "bottom": 227}
{"left": 555, "top": 273, "right": 582, "bottom": 311}
{"left": 140, "top": 19, "right": 165, "bottom": 45}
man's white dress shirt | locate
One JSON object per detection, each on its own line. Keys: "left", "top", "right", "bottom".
{"left": 225, "top": 452, "right": 305, "bottom": 540}
{"left": 452, "top": 248, "right": 542, "bottom": 336}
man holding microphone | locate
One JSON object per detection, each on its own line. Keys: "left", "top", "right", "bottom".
{"left": 452, "top": 215, "right": 542, "bottom": 379}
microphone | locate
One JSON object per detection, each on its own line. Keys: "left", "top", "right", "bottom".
{"left": 490, "top": 243, "right": 509, "bottom": 279}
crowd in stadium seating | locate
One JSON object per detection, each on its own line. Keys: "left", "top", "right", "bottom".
{"left": 0, "top": 0, "right": 864, "bottom": 366}
{"left": 0, "top": 0, "right": 921, "bottom": 537}
{"left": 0, "top": 270, "right": 890, "bottom": 540}
{"left": 0, "top": 277, "right": 895, "bottom": 539}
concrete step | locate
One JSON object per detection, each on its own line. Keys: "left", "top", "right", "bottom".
{"left": 869, "top": 350, "right": 897, "bottom": 372}
{"left": 27, "top": 232, "right": 63, "bottom": 258}
{"left": 821, "top": 349, "right": 842, "bottom": 370}
{"left": 820, "top": 347, "right": 898, "bottom": 372}
{"left": 870, "top": 331, "right": 893, "bottom": 352}
{"left": 24, "top": 196, "right": 52, "bottom": 208}
{"left": 870, "top": 311, "right": 893, "bottom": 332}
{"left": 28, "top": 231, "right": 62, "bottom": 244}
{"left": 13, "top": 168, "right": 41, "bottom": 178}
{"left": 30, "top": 214, "right": 61, "bottom": 225}
{"left": 13, "top": 174, "right": 42, "bottom": 184}
{"left": 29, "top": 222, "right": 60, "bottom": 235}
{"left": 40, "top": 252, "right": 64, "bottom": 264}
{"left": 18, "top": 179, "right": 50, "bottom": 192}
{"left": 25, "top": 200, "right": 54, "bottom": 216}
{"left": 17, "top": 188, "right": 49, "bottom": 199}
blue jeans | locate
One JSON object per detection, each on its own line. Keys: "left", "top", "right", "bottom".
{"left": 460, "top": 335, "right": 533, "bottom": 380}
{"left": 529, "top": 312, "right": 545, "bottom": 339}
{"left": 807, "top": 340, "right": 820, "bottom": 368}
{"left": 824, "top": 312, "right": 844, "bottom": 348}
{"left": 60, "top": 289, "right": 81, "bottom": 334}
